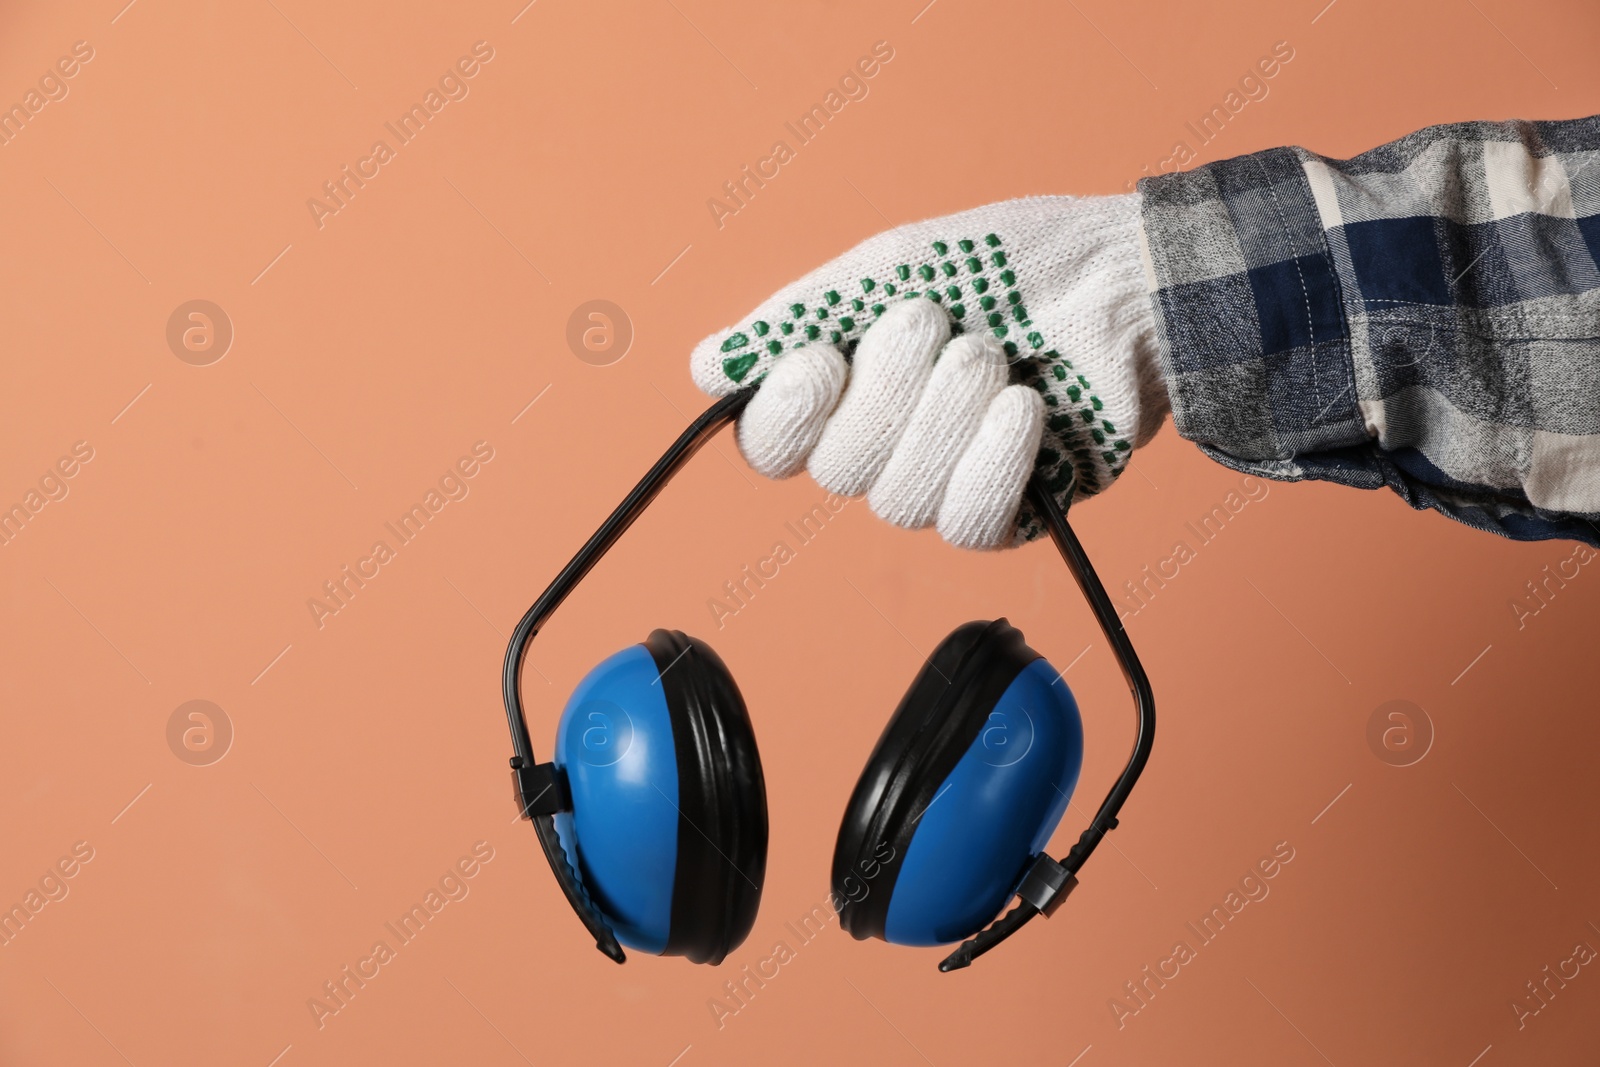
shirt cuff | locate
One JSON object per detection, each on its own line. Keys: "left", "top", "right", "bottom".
{"left": 1135, "top": 147, "right": 1365, "bottom": 466}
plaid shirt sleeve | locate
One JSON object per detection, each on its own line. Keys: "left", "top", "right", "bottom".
{"left": 1137, "top": 115, "right": 1600, "bottom": 546}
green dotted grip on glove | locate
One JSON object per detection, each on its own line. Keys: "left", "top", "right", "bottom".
{"left": 712, "top": 233, "right": 1133, "bottom": 524}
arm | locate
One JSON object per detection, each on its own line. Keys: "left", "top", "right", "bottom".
{"left": 1140, "top": 115, "right": 1600, "bottom": 545}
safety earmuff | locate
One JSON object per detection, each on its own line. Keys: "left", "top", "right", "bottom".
{"left": 831, "top": 618, "right": 1083, "bottom": 948}
{"left": 548, "top": 630, "right": 766, "bottom": 965}
{"left": 502, "top": 387, "right": 1154, "bottom": 972}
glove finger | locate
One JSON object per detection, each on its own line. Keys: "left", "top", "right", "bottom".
{"left": 867, "top": 333, "right": 1009, "bottom": 529}
{"left": 936, "top": 384, "right": 1045, "bottom": 550}
{"left": 736, "top": 344, "right": 847, "bottom": 478}
{"left": 808, "top": 298, "right": 949, "bottom": 497}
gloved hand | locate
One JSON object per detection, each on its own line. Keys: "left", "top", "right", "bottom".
{"left": 690, "top": 193, "right": 1168, "bottom": 548}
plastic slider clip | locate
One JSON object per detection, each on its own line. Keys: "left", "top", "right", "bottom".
{"left": 1016, "top": 854, "right": 1077, "bottom": 918}
{"left": 510, "top": 757, "right": 571, "bottom": 819}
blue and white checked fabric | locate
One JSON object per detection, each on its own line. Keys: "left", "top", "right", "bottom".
{"left": 1138, "top": 116, "right": 1600, "bottom": 545}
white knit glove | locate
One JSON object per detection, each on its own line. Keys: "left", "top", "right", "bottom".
{"left": 690, "top": 194, "right": 1168, "bottom": 548}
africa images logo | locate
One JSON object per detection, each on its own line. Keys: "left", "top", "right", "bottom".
{"left": 305, "top": 42, "right": 496, "bottom": 230}
{"left": 704, "top": 40, "right": 895, "bottom": 230}
{"left": 305, "top": 842, "right": 495, "bottom": 1030}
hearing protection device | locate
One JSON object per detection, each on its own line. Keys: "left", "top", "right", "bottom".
{"left": 503, "top": 386, "right": 1155, "bottom": 971}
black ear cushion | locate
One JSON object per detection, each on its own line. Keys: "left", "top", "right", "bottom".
{"left": 831, "top": 619, "right": 1039, "bottom": 941}
{"left": 646, "top": 629, "right": 768, "bottom": 965}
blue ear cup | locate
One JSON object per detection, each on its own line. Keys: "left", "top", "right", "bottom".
{"left": 832, "top": 619, "right": 1084, "bottom": 946}
{"left": 553, "top": 629, "right": 767, "bottom": 964}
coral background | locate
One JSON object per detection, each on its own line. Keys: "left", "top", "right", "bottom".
{"left": 0, "top": 0, "right": 1597, "bottom": 1064}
